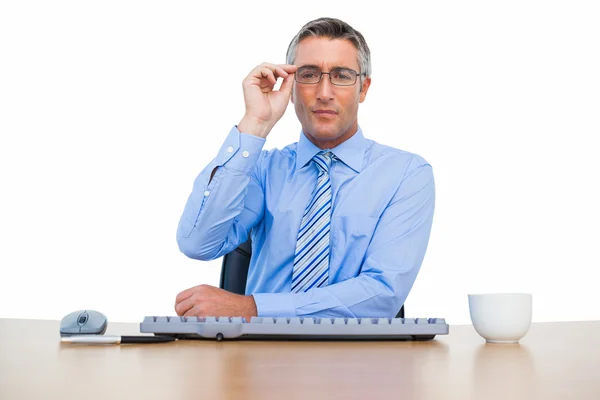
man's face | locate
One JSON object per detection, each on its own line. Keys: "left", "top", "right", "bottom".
{"left": 292, "top": 37, "right": 371, "bottom": 149}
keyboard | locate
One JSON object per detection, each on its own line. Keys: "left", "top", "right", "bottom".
{"left": 140, "top": 316, "right": 449, "bottom": 341}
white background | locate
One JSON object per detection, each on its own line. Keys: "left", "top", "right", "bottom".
{"left": 1, "top": 1, "right": 598, "bottom": 324}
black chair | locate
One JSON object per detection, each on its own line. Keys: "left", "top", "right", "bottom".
{"left": 220, "top": 238, "right": 405, "bottom": 318}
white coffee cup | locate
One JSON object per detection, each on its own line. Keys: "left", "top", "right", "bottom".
{"left": 468, "top": 293, "right": 532, "bottom": 343}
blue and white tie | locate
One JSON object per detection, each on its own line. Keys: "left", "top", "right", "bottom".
{"left": 291, "top": 151, "right": 334, "bottom": 293}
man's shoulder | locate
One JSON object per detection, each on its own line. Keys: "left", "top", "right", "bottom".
{"left": 365, "top": 137, "right": 431, "bottom": 170}
{"left": 259, "top": 142, "right": 297, "bottom": 159}
{"left": 256, "top": 142, "right": 298, "bottom": 170}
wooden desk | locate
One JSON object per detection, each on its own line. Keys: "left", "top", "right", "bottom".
{"left": 0, "top": 319, "right": 598, "bottom": 399}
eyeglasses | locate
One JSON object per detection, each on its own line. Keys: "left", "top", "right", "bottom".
{"left": 295, "top": 66, "right": 366, "bottom": 86}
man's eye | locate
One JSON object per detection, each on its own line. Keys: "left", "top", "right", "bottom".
{"left": 333, "top": 70, "right": 352, "bottom": 80}
{"left": 300, "top": 71, "right": 318, "bottom": 79}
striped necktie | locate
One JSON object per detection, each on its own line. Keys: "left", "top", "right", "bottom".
{"left": 291, "top": 151, "right": 334, "bottom": 293}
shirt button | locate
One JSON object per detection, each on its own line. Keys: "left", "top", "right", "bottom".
{"left": 227, "top": 146, "right": 233, "bottom": 153}
{"left": 242, "top": 151, "right": 249, "bottom": 158}
{"left": 204, "top": 191, "right": 210, "bottom": 197}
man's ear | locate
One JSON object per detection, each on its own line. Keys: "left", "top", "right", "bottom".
{"left": 359, "top": 76, "right": 371, "bottom": 103}
{"left": 290, "top": 85, "right": 295, "bottom": 104}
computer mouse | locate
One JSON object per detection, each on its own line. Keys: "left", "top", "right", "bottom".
{"left": 59, "top": 310, "right": 108, "bottom": 337}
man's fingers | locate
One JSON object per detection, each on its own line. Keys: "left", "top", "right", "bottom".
{"left": 250, "top": 63, "right": 297, "bottom": 85}
{"left": 258, "top": 62, "right": 295, "bottom": 74}
{"left": 183, "top": 304, "right": 204, "bottom": 317}
{"left": 175, "top": 297, "right": 196, "bottom": 316}
{"left": 273, "top": 64, "right": 298, "bottom": 81}
{"left": 259, "top": 67, "right": 277, "bottom": 86}
{"left": 279, "top": 74, "right": 295, "bottom": 95}
{"left": 279, "top": 64, "right": 298, "bottom": 74}
{"left": 175, "top": 286, "right": 196, "bottom": 304}
{"left": 274, "top": 66, "right": 288, "bottom": 80}
{"left": 275, "top": 65, "right": 297, "bottom": 92}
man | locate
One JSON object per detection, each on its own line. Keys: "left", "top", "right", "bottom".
{"left": 174, "top": 17, "right": 435, "bottom": 320}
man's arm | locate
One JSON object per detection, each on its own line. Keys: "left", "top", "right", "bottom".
{"left": 176, "top": 63, "right": 297, "bottom": 261}
{"left": 252, "top": 156, "right": 435, "bottom": 318}
{"left": 176, "top": 128, "right": 267, "bottom": 260}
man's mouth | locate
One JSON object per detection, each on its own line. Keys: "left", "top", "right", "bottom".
{"left": 313, "top": 109, "right": 337, "bottom": 115}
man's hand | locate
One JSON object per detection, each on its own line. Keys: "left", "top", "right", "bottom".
{"left": 174, "top": 284, "right": 258, "bottom": 321}
{"left": 238, "top": 63, "right": 298, "bottom": 138}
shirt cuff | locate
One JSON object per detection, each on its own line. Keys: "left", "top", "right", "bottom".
{"left": 252, "top": 293, "right": 297, "bottom": 317}
{"left": 214, "top": 126, "right": 266, "bottom": 175}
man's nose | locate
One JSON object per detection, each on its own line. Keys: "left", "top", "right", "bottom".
{"left": 316, "top": 74, "right": 334, "bottom": 102}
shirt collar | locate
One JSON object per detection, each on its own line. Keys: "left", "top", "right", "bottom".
{"left": 296, "top": 127, "right": 368, "bottom": 173}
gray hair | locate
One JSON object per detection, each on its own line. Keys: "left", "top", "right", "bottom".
{"left": 286, "top": 17, "right": 372, "bottom": 78}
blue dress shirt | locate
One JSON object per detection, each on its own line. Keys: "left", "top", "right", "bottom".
{"left": 176, "top": 126, "right": 435, "bottom": 318}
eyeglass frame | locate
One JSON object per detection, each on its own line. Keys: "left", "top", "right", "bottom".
{"left": 294, "top": 65, "right": 367, "bottom": 86}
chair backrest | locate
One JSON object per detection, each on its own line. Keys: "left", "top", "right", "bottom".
{"left": 220, "top": 238, "right": 405, "bottom": 318}
{"left": 219, "top": 239, "right": 252, "bottom": 296}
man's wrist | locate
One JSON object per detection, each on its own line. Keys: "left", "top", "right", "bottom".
{"left": 238, "top": 115, "right": 272, "bottom": 139}
{"left": 243, "top": 295, "right": 258, "bottom": 317}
